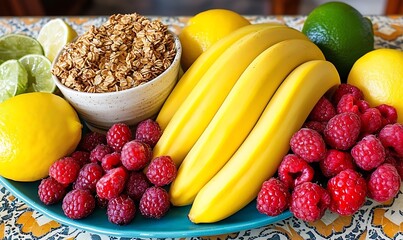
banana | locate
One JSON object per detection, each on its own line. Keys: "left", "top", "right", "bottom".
{"left": 153, "top": 26, "right": 309, "bottom": 167}
{"left": 156, "top": 23, "right": 284, "bottom": 130}
{"left": 169, "top": 39, "right": 325, "bottom": 206}
{"left": 189, "top": 60, "right": 340, "bottom": 223}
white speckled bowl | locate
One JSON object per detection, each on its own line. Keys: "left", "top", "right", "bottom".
{"left": 52, "top": 33, "right": 181, "bottom": 133}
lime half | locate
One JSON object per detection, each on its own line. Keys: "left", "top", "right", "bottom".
{"left": 0, "top": 34, "right": 44, "bottom": 62}
{"left": 37, "top": 18, "right": 78, "bottom": 62}
{"left": 19, "top": 54, "right": 56, "bottom": 93}
{"left": 0, "top": 60, "right": 28, "bottom": 102}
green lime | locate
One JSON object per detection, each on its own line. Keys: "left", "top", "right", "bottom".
{"left": 0, "top": 34, "right": 44, "bottom": 62}
{"left": 302, "top": 2, "right": 374, "bottom": 81}
{"left": 0, "top": 60, "right": 28, "bottom": 102}
{"left": 18, "top": 54, "right": 55, "bottom": 93}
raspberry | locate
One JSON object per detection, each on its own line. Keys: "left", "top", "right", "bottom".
{"left": 319, "top": 149, "right": 355, "bottom": 178}
{"left": 146, "top": 156, "right": 177, "bottom": 186}
{"left": 79, "top": 131, "right": 106, "bottom": 152}
{"left": 331, "top": 83, "right": 364, "bottom": 106}
{"left": 38, "top": 177, "right": 66, "bottom": 205}
{"left": 74, "top": 162, "right": 104, "bottom": 193}
{"left": 106, "top": 123, "right": 132, "bottom": 152}
{"left": 290, "top": 182, "right": 330, "bottom": 222}
{"left": 290, "top": 128, "right": 326, "bottom": 162}
{"left": 303, "top": 120, "right": 327, "bottom": 135}
{"left": 62, "top": 189, "right": 96, "bottom": 219}
{"left": 90, "top": 144, "right": 113, "bottom": 163}
{"left": 96, "top": 166, "right": 128, "bottom": 200}
{"left": 107, "top": 195, "right": 136, "bottom": 225}
{"left": 120, "top": 140, "right": 152, "bottom": 171}
{"left": 378, "top": 123, "right": 403, "bottom": 157}
{"left": 367, "top": 163, "right": 401, "bottom": 202}
{"left": 360, "top": 108, "right": 383, "bottom": 134}
{"left": 323, "top": 112, "right": 361, "bottom": 150}
{"left": 49, "top": 157, "right": 81, "bottom": 185}
{"left": 336, "top": 94, "right": 369, "bottom": 115}
{"left": 256, "top": 178, "right": 290, "bottom": 216}
{"left": 101, "top": 152, "right": 121, "bottom": 171}
{"left": 351, "top": 135, "right": 385, "bottom": 171}
{"left": 125, "top": 171, "right": 151, "bottom": 202}
{"left": 139, "top": 186, "right": 170, "bottom": 218}
{"left": 308, "top": 97, "right": 336, "bottom": 122}
{"left": 70, "top": 151, "right": 90, "bottom": 167}
{"left": 327, "top": 169, "right": 367, "bottom": 216}
{"left": 277, "top": 154, "right": 314, "bottom": 189}
{"left": 135, "top": 119, "right": 162, "bottom": 148}
{"left": 376, "top": 104, "right": 398, "bottom": 127}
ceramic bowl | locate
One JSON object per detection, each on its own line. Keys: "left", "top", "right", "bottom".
{"left": 52, "top": 33, "right": 181, "bottom": 133}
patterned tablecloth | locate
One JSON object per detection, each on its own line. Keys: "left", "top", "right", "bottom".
{"left": 0, "top": 15, "right": 402, "bottom": 240}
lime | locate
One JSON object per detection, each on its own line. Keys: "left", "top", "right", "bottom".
{"left": 37, "top": 18, "right": 78, "bottom": 62}
{"left": 19, "top": 54, "right": 56, "bottom": 93}
{"left": 0, "top": 60, "right": 28, "bottom": 102}
{"left": 302, "top": 2, "right": 374, "bottom": 81}
{"left": 0, "top": 34, "right": 44, "bottom": 62}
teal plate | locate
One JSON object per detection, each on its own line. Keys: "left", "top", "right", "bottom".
{"left": 0, "top": 176, "right": 292, "bottom": 238}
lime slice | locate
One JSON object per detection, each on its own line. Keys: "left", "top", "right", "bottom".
{"left": 37, "top": 18, "right": 78, "bottom": 62}
{"left": 0, "top": 60, "right": 28, "bottom": 102}
{"left": 18, "top": 54, "right": 56, "bottom": 93}
{"left": 0, "top": 34, "right": 44, "bottom": 62}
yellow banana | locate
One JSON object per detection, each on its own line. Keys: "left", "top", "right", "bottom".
{"left": 156, "top": 23, "right": 284, "bottom": 130}
{"left": 153, "top": 26, "right": 309, "bottom": 166}
{"left": 189, "top": 60, "right": 341, "bottom": 223}
{"left": 169, "top": 39, "right": 325, "bottom": 206}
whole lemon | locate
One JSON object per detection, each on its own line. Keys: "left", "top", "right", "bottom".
{"left": 347, "top": 48, "right": 403, "bottom": 123}
{"left": 302, "top": 2, "right": 374, "bottom": 81}
{"left": 0, "top": 92, "right": 82, "bottom": 181}
{"left": 179, "top": 9, "right": 250, "bottom": 70}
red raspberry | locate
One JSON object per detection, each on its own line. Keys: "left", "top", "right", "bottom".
{"left": 319, "top": 149, "right": 355, "bottom": 178}
{"left": 290, "top": 128, "right": 326, "bottom": 162}
{"left": 146, "top": 156, "right": 177, "bottom": 186}
{"left": 139, "top": 186, "right": 170, "bottom": 218}
{"left": 106, "top": 123, "right": 132, "bottom": 152}
{"left": 101, "top": 152, "right": 121, "bottom": 171}
{"left": 367, "top": 163, "right": 401, "bottom": 202}
{"left": 256, "top": 178, "right": 290, "bottom": 216}
{"left": 38, "top": 177, "right": 66, "bottom": 205}
{"left": 120, "top": 140, "right": 152, "bottom": 171}
{"left": 107, "top": 195, "right": 136, "bottom": 225}
{"left": 70, "top": 151, "right": 90, "bottom": 167}
{"left": 308, "top": 97, "right": 336, "bottom": 122}
{"left": 303, "top": 120, "right": 327, "bottom": 135}
{"left": 62, "top": 189, "right": 95, "bottom": 219}
{"left": 49, "top": 157, "right": 81, "bottom": 185}
{"left": 74, "top": 162, "right": 104, "bottom": 193}
{"left": 125, "top": 171, "right": 151, "bottom": 202}
{"left": 135, "top": 119, "right": 162, "bottom": 148}
{"left": 290, "top": 182, "right": 330, "bottom": 222}
{"left": 360, "top": 108, "right": 383, "bottom": 134}
{"left": 79, "top": 131, "right": 106, "bottom": 152}
{"left": 90, "top": 144, "right": 113, "bottom": 163}
{"left": 378, "top": 123, "right": 403, "bottom": 157}
{"left": 323, "top": 112, "right": 361, "bottom": 150}
{"left": 277, "top": 154, "right": 314, "bottom": 189}
{"left": 327, "top": 169, "right": 367, "bottom": 216}
{"left": 351, "top": 135, "right": 385, "bottom": 171}
{"left": 96, "top": 166, "right": 128, "bottom": 200}
{"left": 376, "top": 104, "right": 398, "bottom": 127}
{"left": 336, "top": 94, "right": 369, "bottom": 115}
{"left": 331, "top": 83, "right": 364, "bottom": 106}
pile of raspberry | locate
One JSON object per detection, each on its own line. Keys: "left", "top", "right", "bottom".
{"left": 256, "top": 83, "right": 402, "bottom": 222}
{"left": 38, "top": 119, "right": 177, "bottom": 225}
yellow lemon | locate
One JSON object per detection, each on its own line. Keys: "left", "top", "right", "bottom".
{"left": 347, "top": 48, "right": 403, "bottom": 123}
{"left": 0, "top": 92, "right": 82, "bottom": 181}
{"left": 179, "top": 9, "right": 250, "bottom": 70}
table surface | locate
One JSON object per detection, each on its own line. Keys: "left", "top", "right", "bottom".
{"left": 0, "top": 15, "right": 402, "bottom": 240}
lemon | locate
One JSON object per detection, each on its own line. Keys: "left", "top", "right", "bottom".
{"left": 0, "top": 60, "right": 28, "bottom": 103}
{"left": 302, "top": 2, "right": 374, "bottom": 81}
{"left": 0, "top": 92, "right": 82, "bottom": 182}
{"left": 347, "top": 48, "right": 403, "bottom": 123}
{"left": 179, "top": 9, "right": 250, "bottom": 70}
{"left": 37, "top": 18, "right": 78, "bottom": 62}
{"left": 19, "top": 54, "right": 56, "bottom": 93}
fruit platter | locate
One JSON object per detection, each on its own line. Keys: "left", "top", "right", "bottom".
{"left": 0, "top": 3, "right": 402, "bottom": 240}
